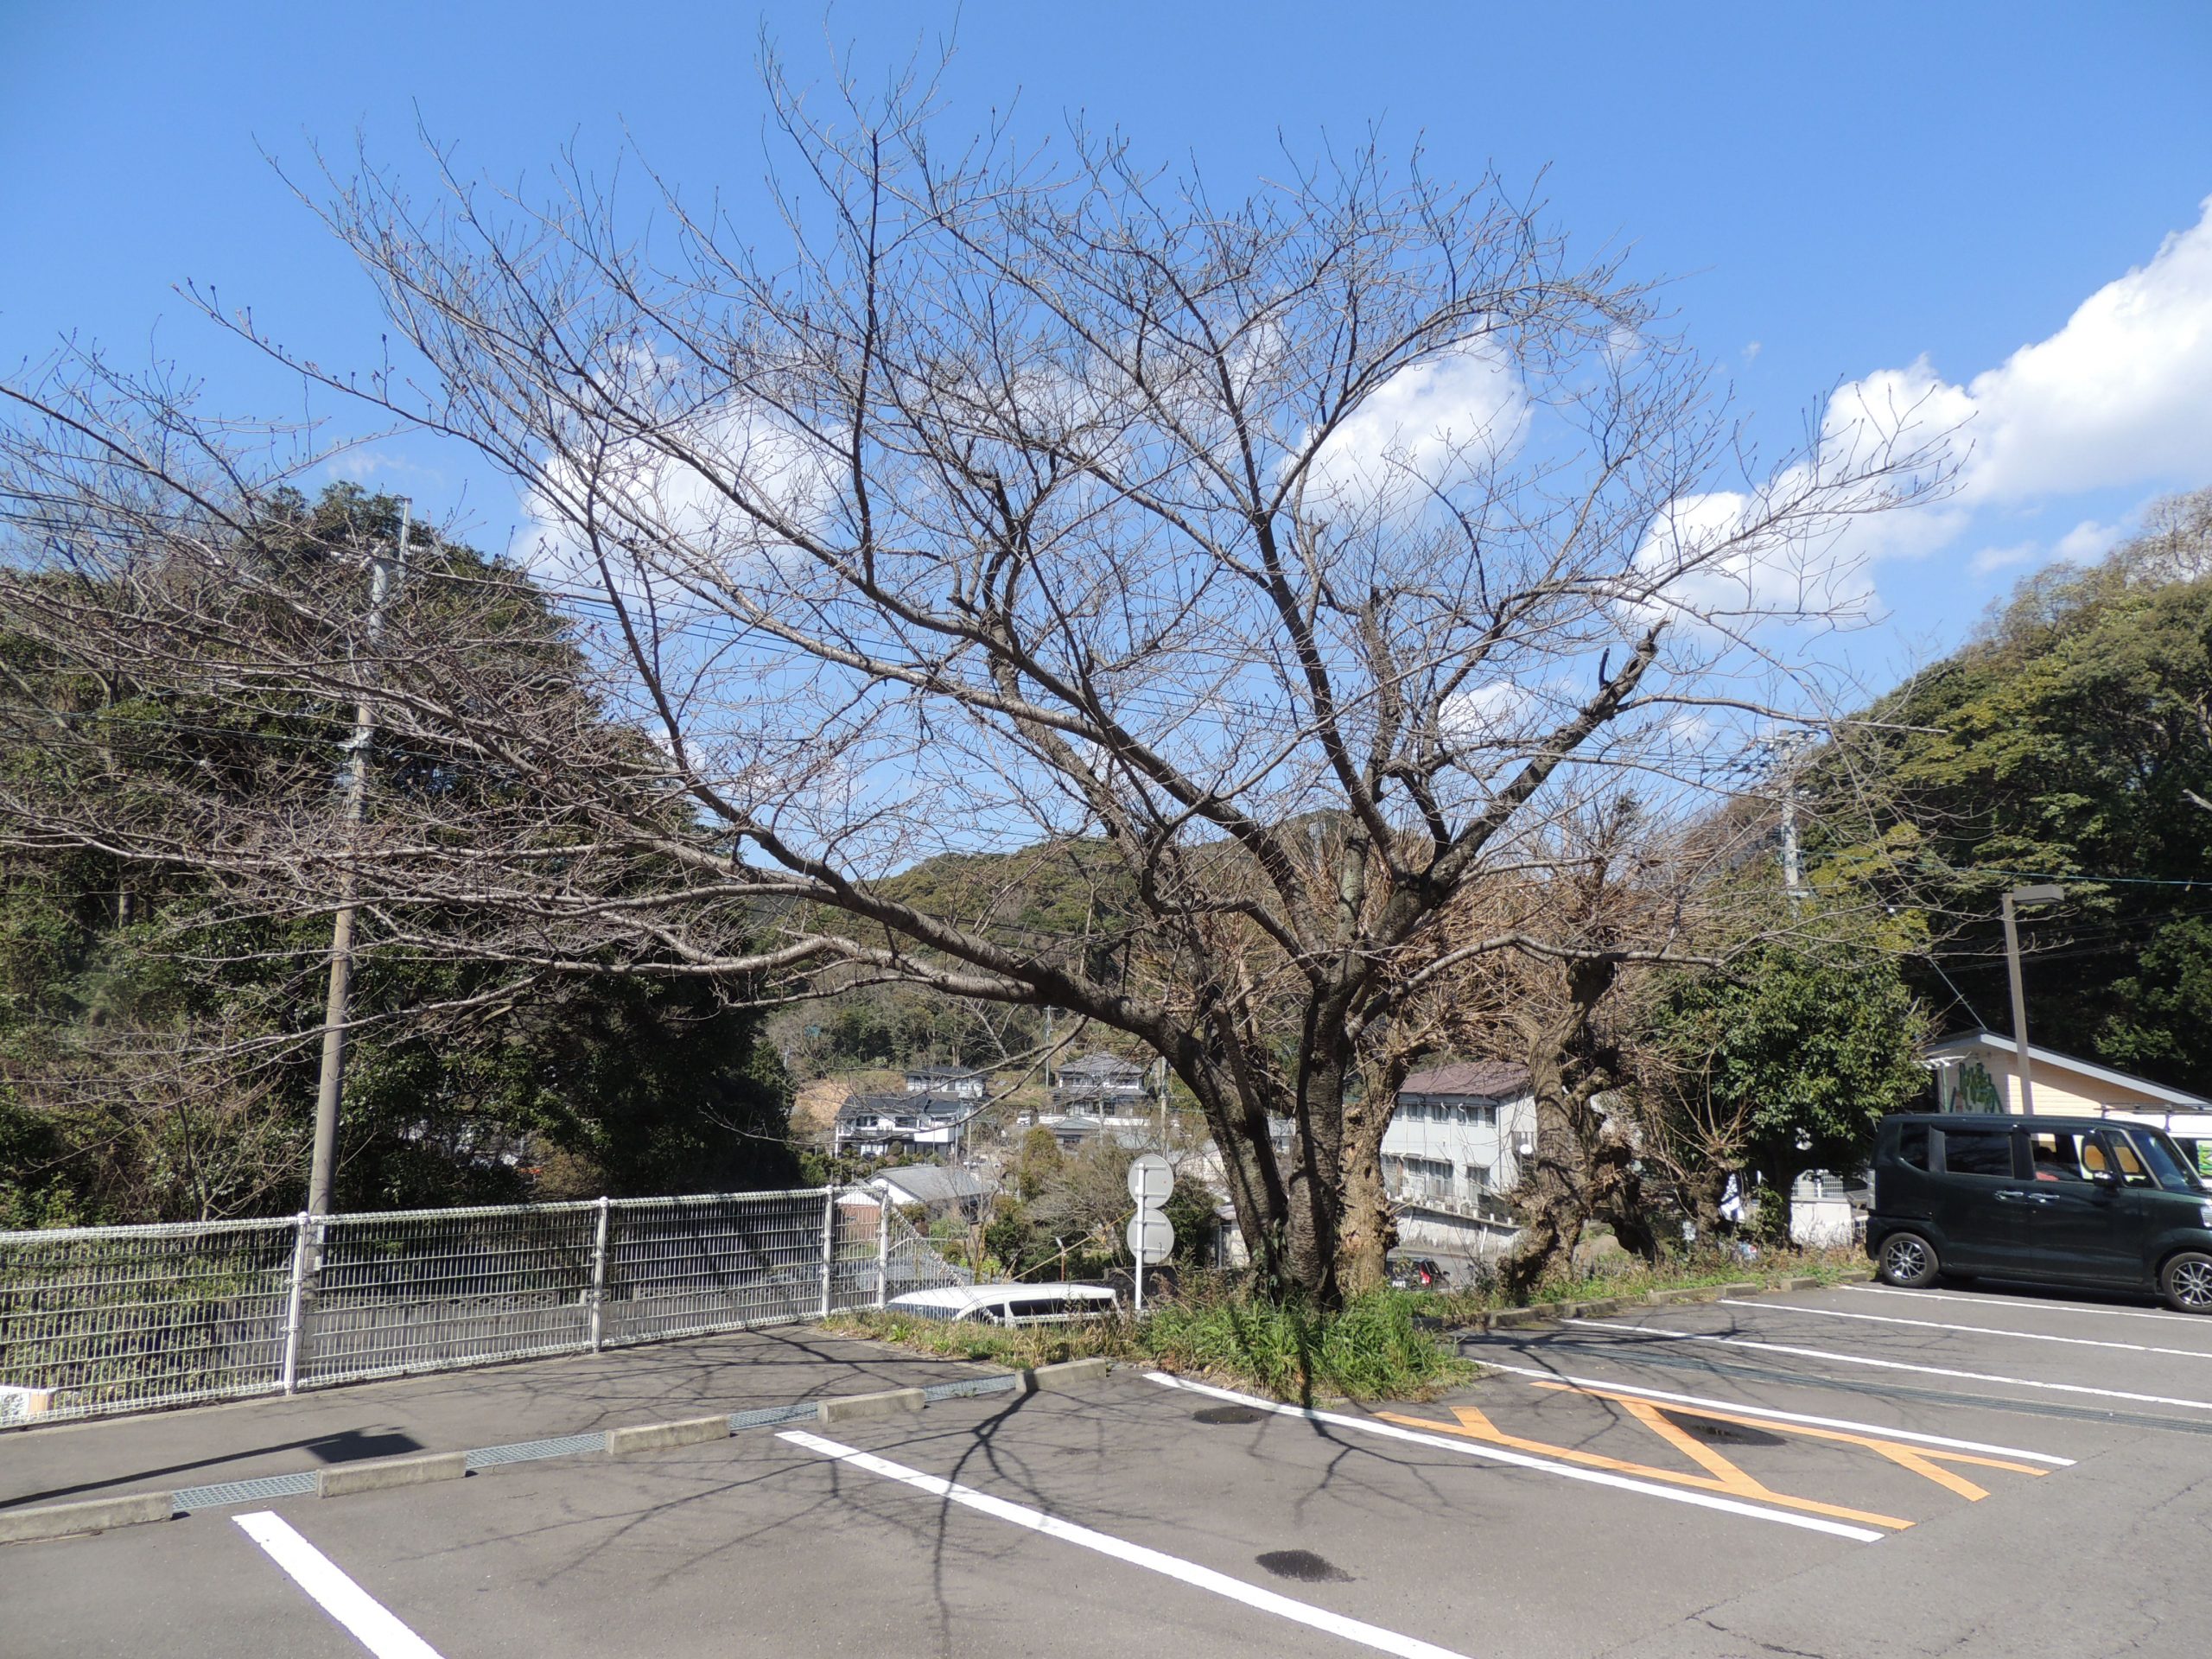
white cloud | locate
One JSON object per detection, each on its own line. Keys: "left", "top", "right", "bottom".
{"left": 521, "top": 397, "right": 841, "bottom": 583}
{"left": 1300, "top": 341, "right": 1528, "bottom": 512}
{"left": 1629, "top": 485, "right": 1879, "bottom": 632}
{"left": 1827, "top": 196, "right": 2212, "bottom": 529}
{"left": 1963, "top": 518, "right": 2123, "bottom": 582}
{"left": 2053, "top": 518, "right": 2125, "bottom": 563}
{"left": 1968, "top": 542, "right": 2038, "bottom": 577}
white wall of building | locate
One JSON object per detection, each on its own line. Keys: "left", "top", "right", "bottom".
{"left": 1381, "top": 1092, "right": 1533, "bottom": 1200}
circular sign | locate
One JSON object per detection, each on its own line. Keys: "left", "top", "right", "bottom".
{"left": 1127, "top": 1153, "right": 1174, "bottom": 1206}
{"left": 1126, "top": 1211, "right": 1176, "bottom": 1264}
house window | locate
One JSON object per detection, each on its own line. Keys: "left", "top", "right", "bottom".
{"left": 1393, "top": 1155, "right": 1456, "bottom": 1199}
{"left": 1465, "top": 1163, "right": 1491, "bottom": 1192}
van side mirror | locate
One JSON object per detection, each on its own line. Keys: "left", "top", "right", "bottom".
{"left": 2091, "top": 1166, "right": 2122, "bottom": 1188}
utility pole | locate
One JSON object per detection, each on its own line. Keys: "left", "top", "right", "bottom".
{"left": 1768, "top": 729, "right": 1813, "bottom": 912}
{"left": 307, "top": 501, "right": 410, "bottom": 1216}
{"left": 2000, "top": 883, "right": 2065, "bottom": 1116}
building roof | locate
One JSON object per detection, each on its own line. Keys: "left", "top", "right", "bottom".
{"left": 1398, "top": 1061, "right": 1531, "bottom": 1101}
{"left": 905, "top": 1065, "right": 988, "bottom": 1080}
{"left": 1923, "top": 1030, "right": 2212, "bottom": 1109}
{"left": 1057, "top": 1052, "right": 1146, "bottom": 1080}
{"left": 872, "top": 1166, "right": 988, "bottom": 1205}
{"left": 837, "top": 1091, "right": 970, "bottom": 1123}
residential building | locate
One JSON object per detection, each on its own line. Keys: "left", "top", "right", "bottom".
{"left": 904, "top": 1065, "right": 988, "bottom": 1100}
{"left": 834, "top": 1090, "right": 975, "bottom": 1159}
{"left": 1050, "top": 1052, "right": 1150, "bottom": 1117}
{"left": 1016, "top": 1051, "right": 1158, "bottom": 1151}
{"left": 1382, "top": 1060, "right": 1534, "bottom": 1264}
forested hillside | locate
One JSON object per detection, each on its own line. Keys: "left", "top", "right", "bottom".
{"left": 0, "top": 486, "right": 794, "bottom": 1227}
{"left": 1823, "top": 490, "right": 2212, "bottom": 1091}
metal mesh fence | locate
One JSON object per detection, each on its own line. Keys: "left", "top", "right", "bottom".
{"left": 0, "top": 1185, "right": 974, "bottom": 1427}
{"left": 308, "top": 1202, "right": 602, "bottom": 1383}
{"left": 0, "top": 1217, "right": 299, "bottom": 1423}
{"left": 602, "top": 1191, "right": 834, "bottom": 1345}
{"left": 880, "top": 1202, "right": 975, "bottom": 1302}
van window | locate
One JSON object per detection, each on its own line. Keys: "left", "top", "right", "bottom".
{"left": 2112, "top": 1128, "right": 2204, "bottom": 1192}
{"left": 1894, "top": 1122, "right": 1929, "bottom": 1170}
{"left": 2028, "top": 1130, "right": 2095, "bottom": 1182}
{"left": 1941, "top": 1127, "right": 2016, "bottom": 1177}
{"left": 2103, "top": 1133, "right": 2157, "bottom": 1188}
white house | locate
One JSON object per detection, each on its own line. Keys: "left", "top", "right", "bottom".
{"left": 904, "top": 1065, "right": 988, "bottom": 1100}
{"left": 1382, "top": 1061, "right": 1534, "bottom": 1263}
{"left": 1019, "top": 1052, "right": 1158, "bottom": 1150}
{"left": 835, "top": 1090, "right": 974, "bottom": 1158}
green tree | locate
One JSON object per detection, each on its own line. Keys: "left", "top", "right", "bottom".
{"left": 1643, "top": 935, "right": 1929, "bottom": 1239}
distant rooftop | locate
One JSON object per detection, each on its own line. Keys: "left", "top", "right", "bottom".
{"left": 1399, "top": 1061, "right": 1531, "bottom": 1100}
{"left": 837, "top": 1092, "right": 969, "bottom": 1122}
{"left": 871, "top": 1166, "right": 988, "bottom": 1205}
{"left": 1058, "top": 1052, "right": 1146, "bottom": 1079}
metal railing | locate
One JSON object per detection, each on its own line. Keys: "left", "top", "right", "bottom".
{"left": 0, "top": 1186, "right": 961, "bottom": 1427}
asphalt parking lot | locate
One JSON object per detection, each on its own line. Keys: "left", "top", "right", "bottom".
{"left": 10, "top": 1281, "right": 2212, "bottom": 1658}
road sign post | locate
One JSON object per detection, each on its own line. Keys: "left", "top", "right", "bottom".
{"left": 1126, "top": 1154, "right": 1174, "bottom": 1318}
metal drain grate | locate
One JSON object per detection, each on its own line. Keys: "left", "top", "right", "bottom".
{"left": 728, "top": 1403, "right": 823, "bottom": 1431}
{"left": 467, "top": 1433, "right": 611, "bottom": 1468}
{"left": 922, "top": 1375, "right": 1022, "bottom": 1402}
{"left": 171, "top": 1472, "right": 319, "bottom": 1514}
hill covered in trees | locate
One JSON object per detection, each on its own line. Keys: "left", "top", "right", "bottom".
{"left": 0, "top": 486, "right": 795, "bottom": 1227}
{"left": 1821, "top": 489, "right": 2212, "bottom": 1092}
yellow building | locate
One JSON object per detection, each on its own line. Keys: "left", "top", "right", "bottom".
{"left": 1923, "top": 1030, "right": 2212, "bottom": 1168}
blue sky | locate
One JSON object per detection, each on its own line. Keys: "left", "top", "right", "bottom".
{"left": 3, "top": 1, "right": 2209, "bottom": 690}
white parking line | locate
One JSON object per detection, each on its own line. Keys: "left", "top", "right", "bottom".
{"left": 1844, "top": 1283, "right": 2212, "bottom": 1332}
{"left": 1721, "top": 1298, "right": 2212, "bottom": 1360}
{"left": 1564, "top": 1317, "right": 2212, "bottom": 1412}
{"left": 1472, "top": 1361, "right": 2074, "bottom": 1465}
{"left": 1139, "top": 1371, "right": 1884, "bottom": 1542}
{"left": 233, "top": 1511, "right": 446, "bottom": 1659}
{"left": 779, "top": 1428, "right": 1476, "bottom": 1659}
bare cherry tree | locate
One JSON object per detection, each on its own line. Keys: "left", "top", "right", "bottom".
{"left": 0, "top": 60, "right": 1948, "bottom": 1300}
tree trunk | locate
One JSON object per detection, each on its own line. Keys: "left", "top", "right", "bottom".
{"left": 1334, "top": 1086, "right": 1396, "bottom": 1294}
{"left": 1501, "top": 957, "right": 1620, "bottom": 1297}
{"left": 1280, "top": 1041, "right": 1349, "bottom": 1306}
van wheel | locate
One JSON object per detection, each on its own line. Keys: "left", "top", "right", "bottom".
{"left": 1878, "top": 1231, "right": 1940, "bottom": 1289}
{"left": 2160, "top": 1253, "right": 2212, "bottom": 1313}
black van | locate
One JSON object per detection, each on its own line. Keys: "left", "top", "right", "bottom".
{"left": 1868, "top": 1113, "right": 2212, "bottom": 1312}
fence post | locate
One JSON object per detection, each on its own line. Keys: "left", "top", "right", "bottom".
{"left": 875, "top": 1193, "right": 892, "bottom": 1310}
{"left": 819, "top": 1187, "right": 837, "bottom": 1319}
{"left": 588, "top": 1195, "right": 612, "bottom": 1352}
{"left": 280, "top": 1211, "right": 314, "bottom": 1395}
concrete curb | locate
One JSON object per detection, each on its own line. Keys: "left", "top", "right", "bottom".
{"left": 317, "top": 1450, "right": 467, "bottom": 1498}
{"left": 607, "top": 1415, "right": 732, "bottom": 1457}
{"left": 1022, "top": 1357, "right": 1112, "bottom": 1393}
{"left": 817, "top": 1386, "right": 927, "bottom": 1424}
{"left": 0, "top": 1491, "right": 171, "bottom": 1545}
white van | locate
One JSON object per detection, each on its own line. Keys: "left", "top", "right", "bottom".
{"left": 886, "top": 1282, "right": 1120, "bottom": 1326}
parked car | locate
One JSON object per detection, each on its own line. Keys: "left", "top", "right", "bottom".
{"left": 1868, "top": 1112, "right": 2212, "bottom": 1311}
{"left": 887, "top": 1282, "right": 1120, "bottom": 1326}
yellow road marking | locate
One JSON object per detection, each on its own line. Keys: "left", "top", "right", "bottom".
{"left": 1525, "top": 1379, "right": 2051, "bottom": 1503}
{"left": 1377, "top": 1402, "right": 1916, "bottom": 1531}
